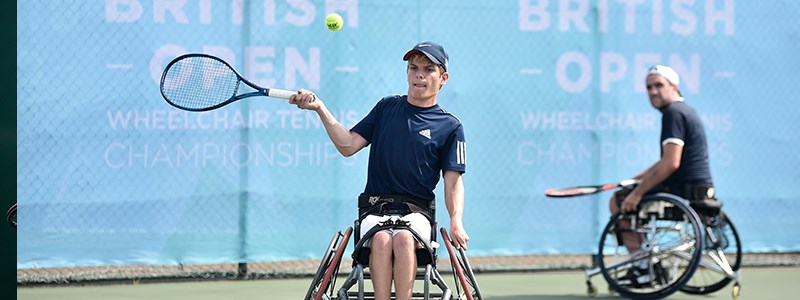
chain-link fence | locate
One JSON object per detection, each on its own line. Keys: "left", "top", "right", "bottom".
{"left": 18, "top": 0, "right": 800, "bottom": 284}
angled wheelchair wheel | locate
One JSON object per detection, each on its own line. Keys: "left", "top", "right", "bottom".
{"left": 305, "top": 227, "right": 352, "bottom": 300}
{"left": 681, "top": 212, "right": 742, "bottom": 295}
{"left": 598, "top": 193, "right": 704, "bottom": 300}
{"left": 440, "top": 228, "right": 483, "bottom": 300}
{"left": 6, "top": 202, "right": 16, "bottom": 229}
{"left": 455, "top": 248, "right": 484, "bottom": 300}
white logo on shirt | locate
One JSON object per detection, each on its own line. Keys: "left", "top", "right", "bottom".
{"left": 419, "top": 129, "right": 431, "bottom": 139}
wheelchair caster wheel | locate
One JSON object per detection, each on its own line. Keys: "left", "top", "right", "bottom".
{"left": 731, "top": 283, "right": 741, "bottom": 299}
{"left": 587, "top": 285, "right": 597, "bottom": 297}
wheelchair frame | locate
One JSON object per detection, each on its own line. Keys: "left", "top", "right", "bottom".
{"left": 306, "top": 217, "right": 482, "bottom": 300}
{"left": 584, "top": 192, "right": 742, "bottom": 300}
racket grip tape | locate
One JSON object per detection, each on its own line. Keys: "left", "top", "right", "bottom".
{"left": 266, "top": 88, "right": 316, "bottom": 103}
{"left": 266, "top": 88, "right": 294, "bottom": 99}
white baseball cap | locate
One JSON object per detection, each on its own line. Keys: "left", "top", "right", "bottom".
{"left": 647, "top": 65, "right": 680, "bottom": 86}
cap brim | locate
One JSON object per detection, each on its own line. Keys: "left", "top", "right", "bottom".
{"left": 402, "top": 49, "right": 444, "bottom": 69}
{"left": 403, "top": 49, "right": 422, "bottom": 61}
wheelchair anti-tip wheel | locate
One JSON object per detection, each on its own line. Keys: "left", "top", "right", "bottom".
{"left": 598, "top": 193, "right": 705, "bottom": 299}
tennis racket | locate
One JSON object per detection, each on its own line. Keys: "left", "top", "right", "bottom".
{"left": 160, "top": 53, "right": 311, "bottom": 111}
{"left": 544, "top": 179, "right": 639, "bottom": 198}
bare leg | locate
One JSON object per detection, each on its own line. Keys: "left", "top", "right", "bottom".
{"left": 392, "top": 230, "right": 417, "bottom": 300}
{"left": 610, "top": 195, "right": 644, "bottom": 253}
{"left": 369, "top": 231, "right": 394, "bottom": 300}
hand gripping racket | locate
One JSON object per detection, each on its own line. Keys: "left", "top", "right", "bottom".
{"left": 544, "top": 179, "right": 639, "bottom": 198}
{"left": 160, "top": 53, "right": 312, "bottom": 111}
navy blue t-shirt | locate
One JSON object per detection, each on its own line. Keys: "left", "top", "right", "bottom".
{"left": 660, "top": 100, "right": 713, "bottom": 189}
{"left": 351, "top": 95, "right": 466, "bottom": 201}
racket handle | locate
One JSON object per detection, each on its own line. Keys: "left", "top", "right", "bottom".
{"left": 266, "top": 88, "right": 317, "bottom": 103}
{"left": 266, "top": 88, "right": 294, "bottom": 99}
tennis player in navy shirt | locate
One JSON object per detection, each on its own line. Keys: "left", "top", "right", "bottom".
{"left": 289, "top": 41, "right": 468, "bottom": 300}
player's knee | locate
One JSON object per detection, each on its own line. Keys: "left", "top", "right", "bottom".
{"left": 610, "top": 189, "right": 630, "bottom": 214}
{"left": 392, "top": 231, "right": 415, "bottom": 249}
{"left": 609, "top": 197, "right": 619, "bottom": 213}
{"left": 371, "top": 231, "right": 393, "bottom": 252}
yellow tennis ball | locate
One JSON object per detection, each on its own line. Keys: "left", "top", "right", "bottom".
{"left": 325, "top": 13, "right": 343, "bottom": 32}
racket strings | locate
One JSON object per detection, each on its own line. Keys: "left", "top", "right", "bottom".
{"left": 161, "top": 56, "right": 240, "bottom": 110}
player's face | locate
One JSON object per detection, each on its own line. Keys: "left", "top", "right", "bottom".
{"left": 646, "top": 75, "right": 679, "bottom": 110}
{"left": 406, "top": 55, "right": 448, "bottom": 104}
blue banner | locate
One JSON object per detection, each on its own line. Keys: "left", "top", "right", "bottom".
{"left": 17, "top": 0, "right": 800, "bottom": 268}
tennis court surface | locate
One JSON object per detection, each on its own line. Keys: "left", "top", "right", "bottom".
{"left": 18, "top": 267, "right": 798, "bottom": 300}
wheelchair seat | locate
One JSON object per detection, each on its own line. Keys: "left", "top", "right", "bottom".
{"left": 352, "top": 195, "right": 438, "bottom": 267}
{"left": 353, "top": 218, "right": 437, "bottom": 268}
{"left": 689, "top": 198, "right": 723, "bottom": 217}
{"left": 305, "top": 195, "right": 483, "bottom": 300}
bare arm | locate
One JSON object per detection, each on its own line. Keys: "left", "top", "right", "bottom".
{"left": 443, "top": 170, "right": 469, "bottom": 249}
{"left": 289, "top": 89, "right": 368, "bottom": 157}
{"left": 621, "top": 143, "right": 682, "bottom": 212}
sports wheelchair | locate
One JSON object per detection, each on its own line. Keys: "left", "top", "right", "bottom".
{"left": 305, "top": 197, "right": 483, "bottom": 300}
{"left": 584, "top": 191, "right": 742, "bottom": 300}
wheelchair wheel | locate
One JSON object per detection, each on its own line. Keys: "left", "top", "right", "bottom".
{"left": 6, "top": 203, "right": 16, "bottom": 229}
{"left": 598, "top": 193, "right": 704, "bottom": 300}
{"left": 681, "top": 212, "right": 742, "bottom": 294}
{"left": 440, "top": 227, "right": 483, "bottom": 300}
{"left": 305, "top": 227, "right": 352, "bottom": 300}
{"left": 455, "top": 248, "right": 484, "bottom": 300}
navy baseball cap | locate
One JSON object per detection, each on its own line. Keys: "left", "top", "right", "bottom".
{"left": 403, "top": 41, "right": 449, "bottom": 72}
